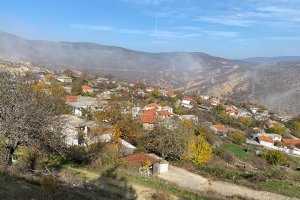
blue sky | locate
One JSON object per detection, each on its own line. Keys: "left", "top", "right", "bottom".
{"left": 1, "top": 0, "right": 300, "bottom": 59}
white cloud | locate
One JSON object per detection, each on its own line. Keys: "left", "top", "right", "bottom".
{"left": 195, "top": 16, "right": 254, "bottom": 27}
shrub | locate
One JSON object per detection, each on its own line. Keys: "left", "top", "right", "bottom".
{"left": 152, "top": 190, "right": 172, "bottom": 200}
{"left": 220, "top": 150, "right": 236, "bottom": 164}
{"left": 262, "top": 150, "right": 287, "bottom": 165}
{"left": 230, "top": 131, "right": 246, "bottom": 145}
{"left": 185, "top": 136, "right": 212, "bottom": 164}
{"left": 41, "top": 176, "right": 58, "bottom": 193}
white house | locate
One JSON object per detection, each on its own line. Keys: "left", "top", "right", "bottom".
{"left": 161, "top": 106, "right": 173, "bottom": 113}
{"left": 201, "top": 95, "right": 210, "bottom": 101}
{"left": 250, "top": 107, "right": 259, "bottom": 114}
{"left": 56, "top": 75, "right": 72, "bottom": 83}
{"left": 257, "top": 136, "right": 274, "bottom": 148}
{"left": 93, "top": 133, "right": 136, "bottom": 156}
{"left": 209, "top": 124, "right": 228, "bottom": 133}
{"left": 124, "top": 152, "right": 169, "bottom": 174}
{"left": 252, "top": 133, "right": 282, "bottom": 142}
{"left": 181, "top": 98, "right": 195, "bottom": 109}
{"left": 61, "top": 115, "right": 85, "bottom": 146}
{"left": 144, "top": 103, "right": 161, "bottom": 111}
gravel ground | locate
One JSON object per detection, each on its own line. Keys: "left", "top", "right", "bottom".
{"left": 158, "top": 165, "right": 299, "bottom": 200}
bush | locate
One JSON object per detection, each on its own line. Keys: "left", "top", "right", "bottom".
{"left": 215, "top": 148, "right": 235, "bottom": 164}
{"left": 152, "top": 190, "right": 172, "bottom": 200}
{"left": 230, "top": 131, "right": 246, "bottom": 145}
{"left": 251, "top": 156, "right": 268, "bottom": 169}
{"left": 41, "top": 176, "right": 58, "bottom": 193}
{"left": 262, "top": 150, "right": 287, "bottom": 165}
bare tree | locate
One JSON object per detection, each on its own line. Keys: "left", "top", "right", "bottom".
{"left": 142, "top": 121, "right": 194, "bottom": 160}
{"left": 0, "top": 71, "right": 66, "bottom": 165}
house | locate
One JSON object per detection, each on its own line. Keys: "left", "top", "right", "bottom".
{"left": 252, "top": 133, "right": 282, "bottom": 142}
{"left": 209, "top": 98, "right": 220, "bottom": 106}
{"left": 250, "top": 107, "right": 259, "bottom": 114}
{"left": 209, "top": 124, "right": 227, "bottom": 133}
{"left": 145, "top": 87, "right": 154, "bottom": 93}
{"left": 265, "top": 120, "right": 278, "bottom": 129}
{"left": 167, "top": 90, "right": 176, "bottom": 98}
{"left": 226, "top": 109, "right": 236, "bottom": 116}
{"left": 161, "top": 106, "right": 173, "bottom": 113}
{"left": 257, "top": 136, "right": 274, "bottom": 148}
{"left": 209, "top": 124, "right": 228, "bottom": 137}
{"left": 56, "top": 75, "right": 72, "bottom": 83}
{"left": 97, "top": 91, "right": 112, "bottom": 100}
{"left": 65, "top": 95, "right": 78, "bottom": 104}
{"left": 143, "top": 109, "right": 157, "bottom": 115}
{"left": 63, "top": 86, "right": 72, "bottom": 93}
{"left": 198, "top": 104, "right": 211, "bottom": 111}
{"left": 157, "top": 110, "right": 173, "bottom": 119}
{"left": 82, "top": 85, "right": 94, "bottom": 93}
{"left": 61, "top": 115, "right": 86, "bottom": 146}
{"left": 139, "top": 114, "right": 161, "bottom": 130}
{"left": 124, "top": 152, "right": 169, "bottom": 174}
{"left": 181, "top": 98, "right": 196, "bottom": 109}
{"left": 144, "top": 103, "right": 161, "bottom": 111}
{"left": 237, "top": 109, "right": 252, "bottom": 117}
{"left": 68, "top": 97, "right": 97, "bottom": 116}
{"left": 158, "top": 89, "right": 168, "bottom": 96}
{"left": 201, "top": 95, "right": 210, "bottom": 101}
{"left": 92, "top": 133, "right": 136, "bottom": 156}
{"left": 282, "top": 139, "right": 300, "bottom": 148}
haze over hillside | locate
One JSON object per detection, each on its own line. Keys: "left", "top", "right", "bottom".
{"left": 0, "top": 31, "right": 299, "bottom": 116}
{"left": 244, "top": 56, "right": 300, "bottom": 63}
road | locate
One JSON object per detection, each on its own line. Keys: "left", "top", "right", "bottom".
{"left": 158, "top": 165, "right": 299, "bottom": 200}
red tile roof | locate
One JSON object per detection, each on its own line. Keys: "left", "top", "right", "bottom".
{"left": 145, "top": 103, "right": 160, "bottom": 108}
{"left": 65, "top": 96, "right": 78, "bottom": 104}
{"left": 212, "top": 124, "right": 227, "bottom": 132}
{"left": 157, "top": 110, "right": 172, "bottom": 116}
{"left": 258, "top": 136, "right": 273, "bottom": 143}
{"left": 282, "top": 139, "right": 300, "bottom": 147}
{"left": 82, "top": 86, "right": 93, "bottom": 91}
{"left": 183, "top": 98, "right": 194, "bottom": 102}
{"left": 123, "top": 153, "right": 161, "bottom": 166}
{"left": 227, "top": 109, "right": 236, "bottom": 114}
{"left": 139, "top": 115, "right": 161, "bottom": 123}
{"left": 167, "top": 90, "right": 176, "bottom": 97}
{"left": 143, "top": 109, "right": 157, "bottom": 115}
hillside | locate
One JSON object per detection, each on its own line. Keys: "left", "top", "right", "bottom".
{"left": 0, "top": 31, "right": 299, "bottom": 116}
{"left": 244, "top": 56, "right": 300, "bottom": 63}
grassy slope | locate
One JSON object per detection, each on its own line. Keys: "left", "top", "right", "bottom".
{"left": 220, "top": 143, "right": 250, "bottom": 159}
{"left": 62, "top": 165, "right": 221, "bottom": 200}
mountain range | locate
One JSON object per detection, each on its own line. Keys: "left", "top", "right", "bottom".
{"left": 0, "top": 31, "right": 299, "bottom": 116}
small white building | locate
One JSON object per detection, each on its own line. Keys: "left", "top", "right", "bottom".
{"left": 257, "top": 136, "right": 274, "bottom": 148}
{"left": 161, "top": 106, "right": 173, "bottom": 113}
{"left": 252, "top": 133, "right": 282, "bottom": 142}
{"left": 181, "top": 98, "right": 195, "bottom": 109}
{"left": 56, "top": 75, "right": 72, "bottom": 83}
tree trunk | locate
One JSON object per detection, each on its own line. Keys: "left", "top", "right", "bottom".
{"left": 5, "top": 141, "right": 19, "bottom": 165}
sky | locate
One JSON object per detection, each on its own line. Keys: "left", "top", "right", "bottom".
{"left": 1, "top": 0, "right": 300, "bottom": 59}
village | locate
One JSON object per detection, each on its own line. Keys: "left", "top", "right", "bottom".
{"left": 1, "top": 65, "right": 300, "bottom": 200}
{"left": 34, "top": 69, "right": 300, "bottom": 176}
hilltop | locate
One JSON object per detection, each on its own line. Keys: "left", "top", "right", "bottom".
{"left": 0, "top": 31, "right": 300, "bottom": 116}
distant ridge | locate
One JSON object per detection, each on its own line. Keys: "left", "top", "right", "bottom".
{"left": 0, "top": 30, "right": 300, "bottom": 116}
{"left": 244, "top": 56, "right": 300, "bottom": 63}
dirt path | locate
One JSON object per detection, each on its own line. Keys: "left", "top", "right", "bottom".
{"left": 158, "top": 165, "right": 299, "bottom": 200}
{"left": 64, "top": 166, "right": 178, "bottom": 200}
